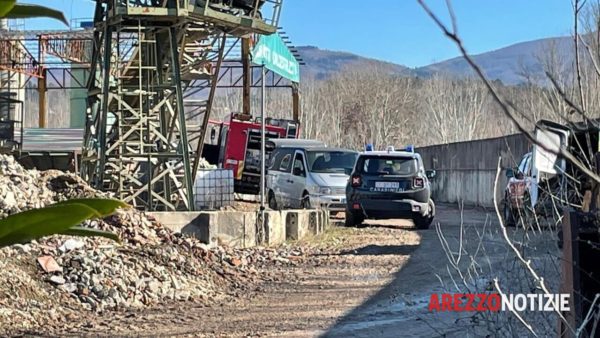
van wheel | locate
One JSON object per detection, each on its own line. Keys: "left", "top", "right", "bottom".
{"left": 301, "top": 193, "right": 311, "bottom": 209}
{"left": 268, "top": 191, "right": 278, "bottom": 210}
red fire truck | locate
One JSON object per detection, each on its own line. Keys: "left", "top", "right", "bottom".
{"left": 203, "top": 114, "right": 299, "bottom": 194}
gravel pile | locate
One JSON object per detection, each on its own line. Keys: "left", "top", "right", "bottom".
{"left": 0, "top": 154, "right": 303, "bottom": 334}
{"left": 0, "top": 155, "right": 102, "bottom": 218}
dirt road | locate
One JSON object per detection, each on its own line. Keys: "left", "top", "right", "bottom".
{"left": 51, "top": 204, "right": 554, "bottom": 337}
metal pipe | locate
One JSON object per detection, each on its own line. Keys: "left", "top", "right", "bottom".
{"left": 260, "top": 64, "right": 266, "bottom": 212}
{"left": 38, "top": 68, "right": 47, "bottom": 128}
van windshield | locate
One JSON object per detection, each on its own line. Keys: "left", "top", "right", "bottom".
{"left": 307, "top": 151, "right": 357, "bottom": 175}
{"left": 359, "top": 156, "right": 418, "bottom": 176}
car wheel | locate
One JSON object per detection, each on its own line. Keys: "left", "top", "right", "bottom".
{"left": 268, "top": 191, "right": 278, "bottom": 210}
{"left": 413, "top": 214, "right": 433, "bottom": 230}
{"left": 344, "top": 210, "right": 364, "bottom": 227}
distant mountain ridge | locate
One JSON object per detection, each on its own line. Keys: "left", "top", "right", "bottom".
{"left": 298, "top": 36, "right": 574, "bottom": 85}
{"left": 297, "top": 46, "right": 412, "bottom": 80}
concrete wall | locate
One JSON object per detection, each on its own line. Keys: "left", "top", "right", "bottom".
{"left": 150, "top": 209, "right": 330, "bottom": 248}
{"left": 417, "top": 133, "right": 530, "bottom": 207}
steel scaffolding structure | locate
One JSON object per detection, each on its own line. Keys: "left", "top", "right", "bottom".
{"left": 0, "top": 1, "right": 301, "bottom": 210}
{"left": 80, "top": 0, "right": 284, "bottom": 211}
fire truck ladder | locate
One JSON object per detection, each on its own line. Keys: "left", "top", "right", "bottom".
{"left": 81, "top": 0, "right": 282, "bottom": 211}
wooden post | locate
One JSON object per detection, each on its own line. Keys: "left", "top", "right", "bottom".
{"left": 559, "top": 209, "right": 579, "bottom": 337}
{"left": 292, "top": 82, "right": 300, "bottom": 122}
{"left": 38, "top": 67, "right": 47, "bottom": 128}
{"left": 241, "top": 38, "right": 251, "bottom": 116}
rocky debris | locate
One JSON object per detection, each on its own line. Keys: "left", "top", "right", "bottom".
{"left": 59, "top": 239, "right": 85, "bottom": 253}
{"left": 0, "top": 154, "right": 317, "bottom": 335}
{"left": 37, "top": 256, "right": 62, "bottom": 273}
{"left": 49, "top": 275, "right": 66, "bottom": 285}
{"left": 0, "top": 155, "right": 106, "bottom": 218}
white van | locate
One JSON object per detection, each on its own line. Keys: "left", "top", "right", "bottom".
{"left": 266, "top": 139, "right": 358, "bottom": 211}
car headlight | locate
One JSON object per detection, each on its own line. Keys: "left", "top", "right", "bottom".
{"left": 319, "top": 187, "right": 332, "bottom": 195}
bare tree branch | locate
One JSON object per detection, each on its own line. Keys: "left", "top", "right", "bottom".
{"left": 417, "top": 0, "right": 600, "bottom": 187}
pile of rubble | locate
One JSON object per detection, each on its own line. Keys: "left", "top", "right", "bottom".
{"left": 0, "top": 155, "right": 102, "bottom": 218}
{"left": 0, "top": 154, "right": 304, "bottom": 334}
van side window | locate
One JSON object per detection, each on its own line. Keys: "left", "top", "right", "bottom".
{"left": 293, "top": 153, "right": 305, "bottom": 177}
{"left": 279, "top": 154, "right": 292, "bottom": 172}
{"left": 268, "top": 150, "right": 280, "bottom": 170}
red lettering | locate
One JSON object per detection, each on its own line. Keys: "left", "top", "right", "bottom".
{"left": 441, "top": 294, "right": 452, "bottom": 311}
{"left": 487, "top": 293, "right": 501, "bottom": 312}
{"left": 476, "top": 294, "right": 487, "bottom": 311}
{"left": 464, "top": 294, "right": 476, "bottom": 311}
{"left": 453, "top": 294, "right": 464, "bottom": 311}
{"left": 428, "top": 294, "right": 441, "bottom": 312}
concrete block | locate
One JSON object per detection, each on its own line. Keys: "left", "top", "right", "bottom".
{"left": 297, "top": 211, "right": 312, "bottom": 239}
{"left": 308, "top": 211, "right": 319, "bottom": 235}
{"left": 283, "top": 210, "right": 301, "bottom": 241}
{"left": 151, "top": 208, "right": 329, "bottom": 249}
{"left": 149, "top": 211, "right": 257, "bottom": 248}
{"left": 212, "top": 211, "right": 256, "bottom": 248}
{"left": 322, "top": 210, "right": 331, "bottom": 230}
{"left": 150, "top": 211, "right": 211, "bottom": 243}
{"left": 263, "top": 210, "right": 285, "bottom": 246}
{"left": 306, "top": 210, "right": 329, "bottom": 235}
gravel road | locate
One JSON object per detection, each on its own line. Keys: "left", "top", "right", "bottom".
{"left": 52, "top": 204, "right": 557, "bottom": 337}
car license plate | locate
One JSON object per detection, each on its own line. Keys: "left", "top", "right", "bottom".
{"left": 375, "top": 182, "right": 400, "bottom": 189}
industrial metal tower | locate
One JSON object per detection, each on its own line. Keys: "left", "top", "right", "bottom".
{"left": 81, "top": 0, "right": 282, "bottom": 211}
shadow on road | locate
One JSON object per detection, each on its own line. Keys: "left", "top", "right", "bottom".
{"left": 360, "top": 223, "right": 417, "bottom": 231}
{"left": 320, "top": 204, "right": 494, "bottom": 338}
{"left": 337, "top": 244, "right": 420, "bottom": 256}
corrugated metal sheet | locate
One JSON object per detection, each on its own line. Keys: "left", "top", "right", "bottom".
{"left": 417, "top": 134, "right": 531, "bottom": 207}
{"left": 18, "top": 128, "right": 83, "bottom": 151}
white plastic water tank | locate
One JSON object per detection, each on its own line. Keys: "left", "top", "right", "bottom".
{"left": 194, "top": 169, "right": 234, "bottom": 210}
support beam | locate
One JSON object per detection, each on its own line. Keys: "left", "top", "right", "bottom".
{"left": 79, "top": 0, "right": 285, "bottom": 212}
{"left": 241, "top": 37, "right": 251, "bottom": 116}
{"left": 292, "top": 82, "right": 300, "bottom": 122}
{"left": 38, "top": 68, "right": 47, "bottom": 128}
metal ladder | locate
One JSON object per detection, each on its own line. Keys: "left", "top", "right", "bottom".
{"left": 81, "top": 0, "right": 282, "bottom": 211}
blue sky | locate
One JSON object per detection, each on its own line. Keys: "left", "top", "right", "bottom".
{"left": 21, "top": 0, "right": 574, "bottom": 68}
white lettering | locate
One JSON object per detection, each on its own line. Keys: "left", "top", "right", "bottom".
{"left": 526, "top": 294, "right": 537, "bottom": 311}
{"left": 502, "top": 294, "right": 513, "bottom": 312}
{"left": 543, "top": 294, "right": 554, "bottom": 311}
{"left": 501, "top": 294, "right": 571, "bottom": 312}
{"left": 514, "top": 294, "right": 527, "bottom": 311}
{"left": 560, "top": 294, "right": 570, "bottom": 312}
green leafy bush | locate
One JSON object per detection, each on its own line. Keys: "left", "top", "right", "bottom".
{"left": 0, "top": 199, "right": 126, "bottom": 248}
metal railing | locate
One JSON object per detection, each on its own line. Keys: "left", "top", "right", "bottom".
{"left": 196, "top": 0, "right": 282, "bottom": 30}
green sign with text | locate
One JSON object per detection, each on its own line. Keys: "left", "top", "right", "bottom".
{"left": 252, "top": 34, "right": 300, "bottom": 83}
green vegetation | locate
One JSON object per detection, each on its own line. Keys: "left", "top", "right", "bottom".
{"left": 0, "top": 0, "right": 67, "bottom": 24}
{"left": 0, "top": 199, "right": 125, "bottom": 248}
